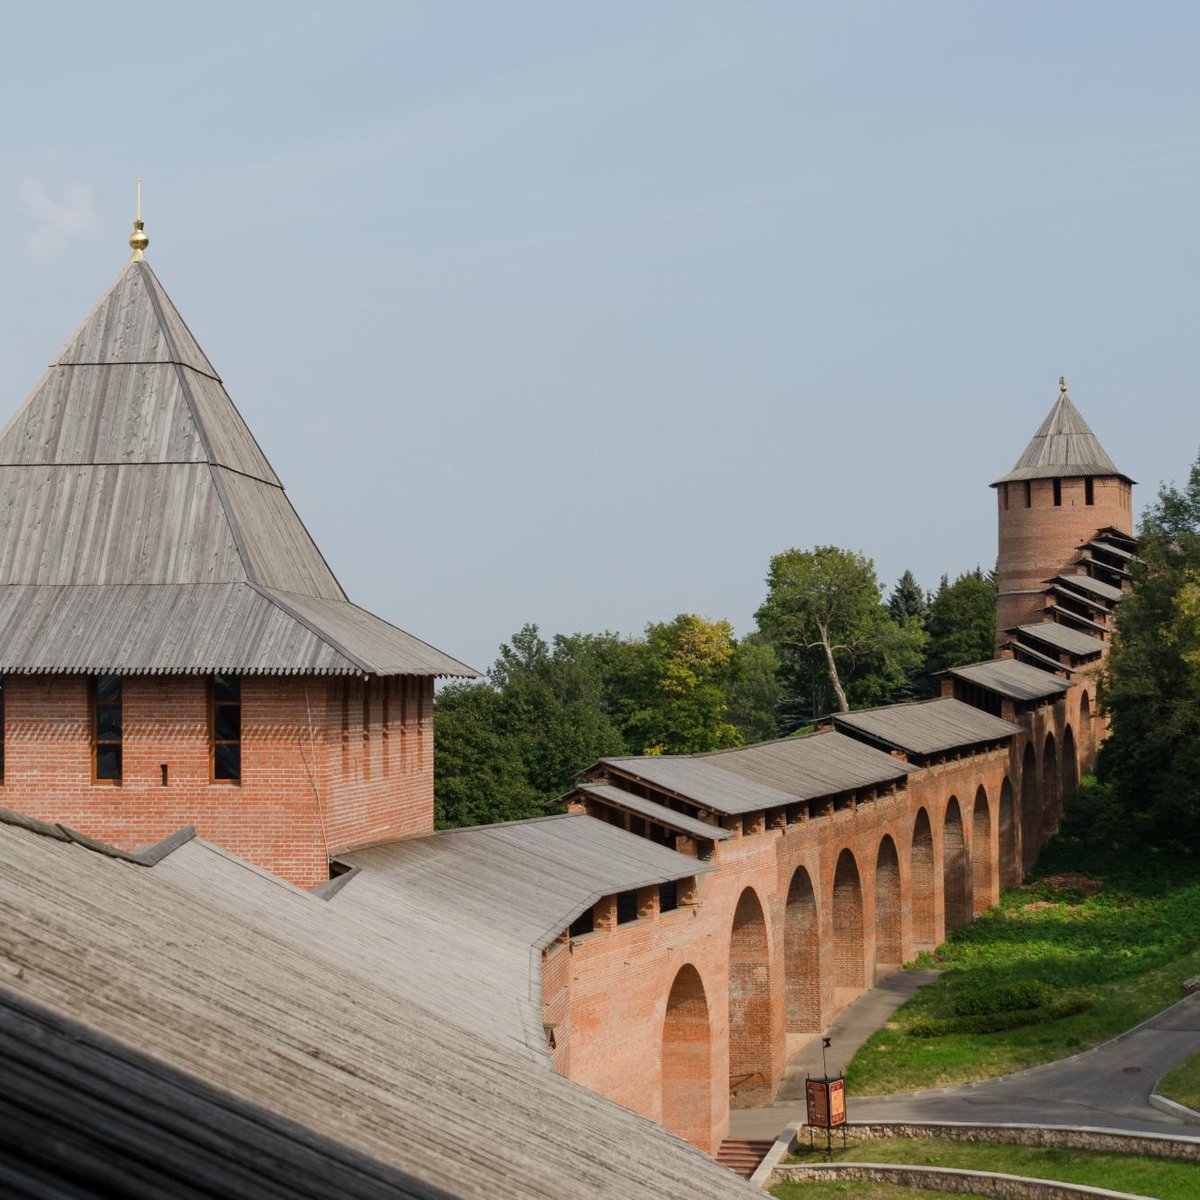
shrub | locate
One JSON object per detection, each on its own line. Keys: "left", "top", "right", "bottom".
{"left": 953, "top": 980, "right": 1058, "bottom": 1017}
{"left": 907, "top": 998, "right": 1092, "bottom": 1039}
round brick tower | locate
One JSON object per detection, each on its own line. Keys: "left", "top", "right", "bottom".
{"left": 992, "top": 378, "right": 1133, "bottom": 646}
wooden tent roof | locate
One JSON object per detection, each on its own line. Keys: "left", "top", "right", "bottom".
{"left": 0, "top": 257, "right": 474, "bottom": 677}
{"left": 992, "top": 385, "right": 1130, "bottom": 485}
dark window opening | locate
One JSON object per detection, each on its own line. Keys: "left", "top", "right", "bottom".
{"left": 1024, "top": 480, "right": 1032, "bottom": 508}
{"left": 94, "top": 675, "right": 122, "bottom": 783}
{"left": 616, "top": 890, "right": 639, "bottom": 924}
{"left": 1085, "top": 477, "right": 1094, "bottom": 505}
{"left": 569, "top": 908, "right": 594, "bottom": 938}
{"left": 629, "top": 816, "right": 646, "bottom": 838}
{"left": 1001, "top": 483, "right": 1009, "bottom": 511}
{"left": 648, "top": 822, "right": 674, "bottom": 847}
{"left": 211, "top": 674, "right": 241, "bottom": 782}
{"left": 659, "top": 881, "right": 678, "bottom": 913}
{"left": 605, "top": 806, "right": 626, "bottom": 828}
{"left": 1053, "top": 478, "right": 1062, "bottom": 506}
{"left": 160, "top": 763, "right": 168, "bottom": 786}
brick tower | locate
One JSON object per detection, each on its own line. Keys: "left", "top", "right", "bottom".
{"left": 992, "top": 379, "right": 1133, "bottom": 645}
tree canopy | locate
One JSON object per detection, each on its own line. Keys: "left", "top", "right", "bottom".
{"left": 923, "top": 568, "right": 998, "bottom": 678}
{"left": 1099, "top": 452, "right": 1200, "bottom": 848}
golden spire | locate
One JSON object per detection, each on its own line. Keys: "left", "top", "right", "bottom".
{"left": 1059, "top": 375, "right": 1068, "bottom": 394}
{"left": 129, "top": 178, "right": 149, "bottom": 260}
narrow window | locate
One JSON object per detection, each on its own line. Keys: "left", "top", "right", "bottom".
{"left": 659, "top": 880, "right": 678, "bottom": 913}
{"left": 94, "top": 675, "right": 122, "bottom": 783}
{"left": 1053, "top": 478, "right": 1062, "bottom": 506}
{"left": 362, "top": 678, "right": 371, "bottom": 739}
{"left": 629, "top": 815, "right": 646, "bottom": 838}
{"left": 211, "top": 675, "right": 241, "bottom": 782}
{"left": 616, "top": 890, "right": 639, "bottom": 924}
{"left": 1001, "top": 483, "right": 1010, "bottom": 511}
{"left": 1085, "top": 477, "right": 1094, "bottom": 505}
{"left": 1024, "top": 480, "right": 1032, "bottom": 508}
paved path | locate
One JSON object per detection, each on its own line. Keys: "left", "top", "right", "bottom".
{"left": 730, "top": 972, "right": 1200, "bottom": 1141}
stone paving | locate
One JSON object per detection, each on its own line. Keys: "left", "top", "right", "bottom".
{"left": 730, "top": 971, "right": 1200, "bottom": 1141}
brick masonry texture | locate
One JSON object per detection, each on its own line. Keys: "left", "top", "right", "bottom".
{"left": 1, "top": 673, "right": 433, "bottom": 888}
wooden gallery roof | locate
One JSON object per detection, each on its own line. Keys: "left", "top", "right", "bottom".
{"left": 0, "top": 256, "right": 475, "bottom": 678}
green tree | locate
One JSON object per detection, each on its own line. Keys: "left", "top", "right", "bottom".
{"left": 725, "top": 633, "right": 781, "bottom": 744}
{"left": 1100, "top": 453, "right": 1200, "bottom": 847}
{"left": 625, "top": 614, "right": 742, "bottom": 755}
{"left": 924, "top": 568, "right": 998, "bottom": 677}
{"left": 888, "top": 569, "right": 929, "bottom": 625}
{"left": 756, "top": 545, "right": 926, "bottom": 720}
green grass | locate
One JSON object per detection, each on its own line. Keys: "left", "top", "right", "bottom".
{"left": 771, "top": 1184, "right": 947, "bottom": 1199}
{"left": 1158, "top": 1049, "right": 1200, "bottom": 1112}
{"left": 846, "top": 830, "right": 1200, "bottom": 1095}
{"left": 780, "top": 1137, "right": 1200, "bottom": 1200}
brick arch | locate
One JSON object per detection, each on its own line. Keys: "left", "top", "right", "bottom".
{"left": 1079, "top": 691, "right": 1093, "bottom": 759}
{"left": 661, "top": 963, "right": 713, "bottom": 1151}
{"left": 1042, "top": 732, "right": 1060, "bottom": 840}
{"left": 784, "top": 867, "right": 820, "bottom": 1033}
{"left": 999, "top": 776, "right": 1019, "bottom": 888}
{"left": 971, "top": 785, "right": 993, "bottom": 915}
{"left": 1062, "top": 725, "right": 1079, "bottom": 803}
{"left": 1020, "top": 742, "right": 1039, "bottom": 871}
{"left": 874, "top": 836, "right": 902, "bottom": 974}
{"left": 728, "top": 887, "right": 771, "bottom": 1103}
{"left": 832, "top": 849, "right": 865, "bottom": 995}
{"left": 943, "top": 796, "right": 970, "bottom": 932}
{"left": 911, "top": 808, "right": 936, "bottom": 951}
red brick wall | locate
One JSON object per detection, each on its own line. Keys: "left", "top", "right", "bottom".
{"left": 1, "top": 673, "right": 433, "bottom": 888}
{"left": 551, "top": 721, "right": 1094, "bottom": 1154}
{"left": 995, "top": 475, "right": 1132, "bottom": 641}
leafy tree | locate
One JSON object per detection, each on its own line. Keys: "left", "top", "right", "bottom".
{"left": 756, "top": 545, "right": 926, "bottom": 720}
{"left": 625, "top": 614, "right": 742, "bottom": 755}
{"left": 1100, "top": 453, "right": 1200, "bottom": 848}
{"left": 725, "top": 633, "right": 781, "bottom": 744}
{"left": 924, "top": 568, "right": 998, "bottom": 677}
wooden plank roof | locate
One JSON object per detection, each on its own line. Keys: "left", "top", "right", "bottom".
{"left": 1, "top": 813, "right": 754, "bottom": 1199}
{"left": 832, "top": 697, "right": 1019, "bottom": 756}
{"left": 992, "top": 387, "right": 1129, "bottom": 485}
{"left": 1056, "top": 573, "right": 1124, "bottom": 603}
{"left": 946, "top": 658, "right": 1073, "bottom": 702}
{"left": 1015, "top": 620, "right": 1105, "bottom": 658}
{"left": 598, "top": 755, "right": 799, "bottom": 816}
{"left": 574, "top": 781, "right": 734, "bottom": 841}
{"left": 0, "top": 256, "right": 473, "bottom": 677}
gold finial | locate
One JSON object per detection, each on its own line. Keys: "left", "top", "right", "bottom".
{"left": 1059, "top": 375, "right": 1067, "bottom": 394}
{"left": 129, "top": 178, "right": 149, "bottom": 260}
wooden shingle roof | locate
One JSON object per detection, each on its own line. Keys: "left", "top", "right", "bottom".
{"left": 832, "top": 697, "right": 1019, "bottom": 757}
{"left": 992, "top": 385, "right": 1130, "bottom": 485}
{"left": 0, "top": 256, "right": 474, "bottom": 677}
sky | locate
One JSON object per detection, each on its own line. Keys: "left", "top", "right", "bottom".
{"left": 1, "top": 2, "right": 1198, "bottom": 674}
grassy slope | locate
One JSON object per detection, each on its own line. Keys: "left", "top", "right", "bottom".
{"left": 1158, "top": 1049, "right": 1200, "bottom": 1112}
{"left": 783, "top": 1137, "right": 1200, "bottom": 1200}
{"left": 846, "top": 833, "right": 1200, "bottom": 1095}
{"left": 771, "top": 1185, "right": 947, "bottom": 1200}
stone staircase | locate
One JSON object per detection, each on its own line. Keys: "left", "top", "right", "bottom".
{"left": 716, "top": 1138, "right": 774, "bottom": 1179}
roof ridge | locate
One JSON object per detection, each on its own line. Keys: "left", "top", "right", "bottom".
{"left": 0, "top": 806, "right": 194, "bottom": 865}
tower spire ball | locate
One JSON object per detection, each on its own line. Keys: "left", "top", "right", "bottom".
{"left": 1059, "top": 375, "right": 1068, "bottom": 394}
{"left": 129, "top": 178, "right": 149, "bottom": 260}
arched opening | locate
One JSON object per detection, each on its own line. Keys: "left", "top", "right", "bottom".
{"left": 972, "top": 786, "right": 993, "bottom": 914}
{"left": 999, "top": 777, "right": 1018, "bottom": 889}
{"left": 943, "top": 797, "right": 970, "bottom": 932}
{"left": 1061, "top": 725, "right": 1079, "bottom": 805}
{"left": 662, "top": 964, "right": 713, "bottom": 1151}
{"left": 911, "top": 809, "right": 936, "bottom": 951}
{"left": 874, "top": 837, "right": 902, "bottom": 976}
{"left": 728, "top": 888, "right": 771, "bottom": 1104}
{"left": 1020, "top": 742, "right": 1039, "bottom": 872}
{"left": 832, "top": 850, "right": 865, "bottom": 1002}
{"left": 784, "top": 868, "right": 819, "bottom": 1033}
{"left": 1080, "top": 691, "right": 1093, "bottom": 763}
{"left": 1042, "top": 732, "right": 1060, "bottom": 840}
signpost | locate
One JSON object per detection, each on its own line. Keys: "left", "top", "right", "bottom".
{"left": 805, "top": 1036, "right": 847, "bottom": 1156}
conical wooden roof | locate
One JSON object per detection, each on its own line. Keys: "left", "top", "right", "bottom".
{"left": 992, "top": 385, "right": 1130, "bottom": 486}
{"left": 0, "top": 257, "right": 475, "bottom": 677}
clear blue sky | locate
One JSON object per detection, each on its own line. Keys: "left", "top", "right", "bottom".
{"left": 2, "top": 2, "right": 1197, "bottom": 672}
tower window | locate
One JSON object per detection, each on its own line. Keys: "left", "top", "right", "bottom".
{"left": 211, "top": 675, "right": 241, "bottom": 781}
{"left": 93, "top": 675, "right": 122, "bottom": 783}
{"left": 1001, "top": 483, "right": 1010, "bottom": 511}
{"left": 1023, "top": 480, "right": 1032, "bottom": 508}
{"left": 1085, "top": 477, "right": 1094, "bottom": 505}
{"left": 1053, "top": 478, "right": 1062, "bottom": 506}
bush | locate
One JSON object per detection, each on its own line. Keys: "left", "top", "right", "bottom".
{"left": 908, "top": 998, "right": 1092, "bottom": 1039}
{"left": 953, "top": 980, "right": 1058, "bottom": 1017}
